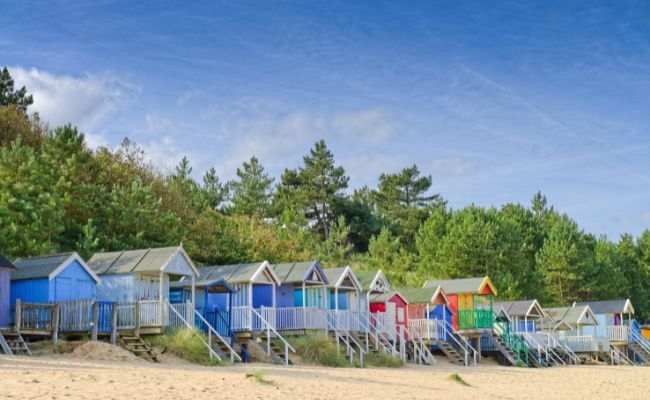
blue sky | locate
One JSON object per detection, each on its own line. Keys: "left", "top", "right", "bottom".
{"left": 2, "top": 1, "right": 649, "bottom": 239}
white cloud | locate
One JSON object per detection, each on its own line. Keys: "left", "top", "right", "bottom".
{"left": 10, "top": 66, "right": 139, "bottom": 132}
{"left": 331, "top": 108, "right": 395, "bottom": 143}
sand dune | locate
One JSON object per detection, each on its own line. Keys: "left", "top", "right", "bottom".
{"left": 1, "top": 354, "right": 648, "bottom": 400}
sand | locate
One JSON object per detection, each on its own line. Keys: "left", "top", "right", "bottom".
{"left": 0, "top": 353, "right": 648, "bottom": 400}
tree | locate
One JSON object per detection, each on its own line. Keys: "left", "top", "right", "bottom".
{"left": 314, "top": 216, "right": 353, "bottom": 267}
{"left": 333, "top": 187, "right": 384, "bottom": 252}
{"left": 201, "top": 167, "right": 226, "bottom": 210}
{"left": 367, "top": 227, "right": 418, "bottom": 286}
{"left": 0, "top": 67, "right": 33, "bottom": 113}
{"left": 227, "top": 156, "right": 274, "bottom": 216}
{"left": 276, "top": 140, "right": 348, "bottom": 239}
{"left": 371, "top": 164, "right": 445, "bottom": 250}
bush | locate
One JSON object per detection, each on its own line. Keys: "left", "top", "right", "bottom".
{"left": 364, "top": 352, "right": 404, "bottom": 368}
{"left": 291, "top": 333, "right": 349, "bottom": 367}
{"left": 151, "top": 327, "right": 222, "bottom": 366}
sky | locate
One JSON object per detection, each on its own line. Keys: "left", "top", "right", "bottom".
{"left": 1, "top": 0, "right": 650, "bottom": 239}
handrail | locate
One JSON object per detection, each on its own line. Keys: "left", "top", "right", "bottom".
{"left": 368, "top": 312, "right": 399, "bottom": 357}
{"left": 324, "top": 310, "right": 361, "bottom": 366}
{"left": 349, "top": 311, "right": 391, "bottom": 355}
{"left": 346, "top": 331, "right": 366, "bottom": 368}
{"left": 630, "top": 328, "right": 650, "bottom": 353}
{"left": 543, "top": 332, "right": 580, "bottom": 365}
{"left": 441, "top": 320, "right": 477, "bottom": 366}
{"left": 165, "top": 301, "right": 221, "bottom": 360}
{"left": 409, "top": 328, "right": 436, "bottom": 365}
{"left": 250, "top": 307, "right": 295, "bottom": 365}
{"left": 193, "top": 307, "right": 242, "bottom": 362}
{"left": 530, "top": 332, "right": 565, "bottom": 366}
{"left": 213, "top": 308, "right": 248, "bottom": 362}
{"left": 610, "top": 344, "right": 633, "bottom": 365}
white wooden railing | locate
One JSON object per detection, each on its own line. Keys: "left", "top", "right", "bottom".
{"left": 116, "top": 304, "right": 136, "bottom": 329}
{"left": 250, "top": 307, "right": 295, "bottom": 365}
{"left": 165, "top": 300, "right": 221, "bottom": 360}
{"left": 57, "top": 299, "right": 93, "bottom": 332}
{"left": 564, "top": 335, "right": 598, "bottom": 352}
{"left": 408, "top": 318, "right": 442, "bottom": 341}
{"left": 605, "top": 325, "right": 629, "bottom": 342}
{"left": 139, "top": 300, "right": 163, "bottom": 326}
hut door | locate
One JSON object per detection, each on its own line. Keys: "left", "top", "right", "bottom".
{"left": 387, "top": 302, "right": 396, "bottom": 328}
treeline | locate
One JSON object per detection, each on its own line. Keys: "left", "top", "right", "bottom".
{"left": 1, "top": 67, "right": 649, "bottom": 316}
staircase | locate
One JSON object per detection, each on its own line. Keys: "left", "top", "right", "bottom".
{"left": 119, "top": 332, "right": 158, "bottom": 362}
{"left": 0, "top": 329, "right": 31, "bottom": 356}
{"left": 255, "top": 332, "right": 293, "bottom": 365}
{"left": 436, "top": 321, "right": 476, "bottom": 366}
{"left": 628, "top": 326, "right": 650, "bottom": 365}
{"left": 485, "top": 331, "right": 520, "bottom": 366}
{"left": 437, "top": 340, "right": 466, "bottom": 365}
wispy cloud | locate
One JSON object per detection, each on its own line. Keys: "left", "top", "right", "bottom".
{"left": 10, "top": 66, "right": 139, "bottom": 132}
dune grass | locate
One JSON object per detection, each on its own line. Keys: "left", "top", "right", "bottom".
{"left": 447, "top": 373, "right": 470, "bottom": 386}
{"left": 291, "top": 333, "right": 349, "bottom": 367}
{"left": 364, "top": 352, "right": 404, "bottom": 368}
{"left": 150, "top": 327, "right": 222, "bottom": 366}
{"left": 246, "top": 369, "right": 275, "bottom": 385}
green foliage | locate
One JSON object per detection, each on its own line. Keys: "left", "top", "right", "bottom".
{"left": 151, "top": 328, "right": 222, "bottom": 366}
{"left": 0, "top": 67, "right": 33, "bottom": 112}
{"left": 364, "top": 352, "right": 404, "bottom": 368}
{"left": 276, "top": 139, "right": 349, "bottom": 239}
{"left": 314, "top": 215, "right": 353, "bottom": 267}
{"left": 245, "top": 369, "right": 275, "bottom": 385}
{"left": 227, "top": 156, "right": 274, "bottom": 216}
{"left": 291, "top": 333, "right": 348, "bottom": 367}
{"left": 447, "top": 373, "right": 470, "bottom": 386}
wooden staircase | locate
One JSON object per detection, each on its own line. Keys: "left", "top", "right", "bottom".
{"left": 485, "top": 331, "right": 519, "bottom": 366}
{"left": 437, "top": 340, "right": 465, "bottom": 365}
{"left": 0, "top": 329, "right": 31, "bottom": 356}
{"left": 629, "top": 341, "right": 650, "bottom": 364}
{"left": 119, "top": 332, "right": 158, "bottom": 362}
{"left": 599, "top": 345, "right": 633, "bottom": 366}
{"left": 256, "top": 333, "right": 293, "bottom": 365}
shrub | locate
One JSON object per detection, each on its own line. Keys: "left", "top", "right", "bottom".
{"left": 364, "top": 352, "right": 404, "bottom": 368}
{"left": 151, "top": 327, "right": 222, "bottom": 366}
{"left": 291, "top": 333, "right": 349, "bottom": 367}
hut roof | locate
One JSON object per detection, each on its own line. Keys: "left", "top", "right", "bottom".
{"left": 493, "top": 299, "right": 545, "bottom": 319}
{"left": 395, "top": 286, "right": 449, "bottom": 305}
{"left": 271, "top": 261, "right": 328, "bottom": 285}
{"left": 573, "top": 299, "right": 634, "bottom": 315}
{"left": 12, "top": 252, "right": 100, "bottom": 283}
{"left": 0, "top": 254, "right": 16, "bottom": 270}
{"left": 196, "top": 261, "right": 280, "bottom": 285}
{"left": 546, "top": 305, "right": 598, "bottom": 330}
{"left": 170, "top": 278, "right": 235, "bottom": 293}
{"left": 423, "top": 276, "right": 497, "bottom": 296}
{"left": 355, "top": 270, "right": 391, "bottom": 293}
{"left": 88, "top": 246, "right": 198, "bottom": 277}
{"left": 323, "top": 266, "right": 361, "bottom": 291}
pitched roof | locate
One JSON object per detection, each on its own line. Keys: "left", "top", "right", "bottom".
{"left": 0, "top": 254, "right": 16, "bottom": 270}
{"left": 545, "top": 305, "right": 598, "bottom": 329}
{"left": 395, "top": 286, "right": 449, "bottom": 305}
{"left": 574, "top": 299, "right": 634, "bottom": 315}
{"left": 323, "top": 266, "right": 361, "bottom": 291}
{"left": 423, "top": 276, "right": 497, "bottom": 296}
{"left": 12, "top": 252, "right": 100, "bottom": 283}
{"left": 170, "top": 278, "right": 235, "bottom": 293}
{"left": 271, "top": 261, "right": 328, "bottom": 285}
{"left": 492, "top": 299, "right": 545, "bottom": 319}
{"left": 88, "top": 246, "right": 198, "bottom": 277}
{"left": 355, "top": 270, "right": 391, "bottom": 293}
{"left": 195, "top": 261, "right": 280, "bottom": 285}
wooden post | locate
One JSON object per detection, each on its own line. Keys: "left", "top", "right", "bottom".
{"left": 15, "top": 299, "right": 22, "bottom": 334}
{"left": 91, "top": 301, "right": 99, "bottom": 341}
{"left": 186, "top": 301, "right": 194, "bottom": 328}
{"left": 135, "top": 301, "right": 141, "bottom": 336}
{"left": 52, "top": 303, "right": 59, "bottom": 344}
{"left": 110, "top": 303, "right": 118, "bottom": 345}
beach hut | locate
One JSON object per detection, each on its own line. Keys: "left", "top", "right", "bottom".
{"left": 323, "top": 266, "right": 362, "bottom": 331}
{"left": 88, "top": 246, "right": 199, "bottom": 333}
{"left": 188, "top": 261, "right": 281, "bottom": 332}
{"left": 573, "top": 299, "right": 634, "bottom": 343}
{"left": 355, "top": 270, "right": 391, "bottom": 313}
{"left": 394, "top": 286, "right": 450, "bottom": 340}
{"left": 492, "top": 299, "right": 545, "bottom": 333}
{"left": 545, "top": 305, "right": 599, "bottom": 354}
{"left": 11, "top": 252, "right": 100, "bottom": 305}
{"left": 423, "top": 276, "right": 497, "bottom": 331}
{"left": 0, "top": 255, "right": 17, "bottom": 327}
{"left": 271, "top": 260, "right": 328, "bottom": 331}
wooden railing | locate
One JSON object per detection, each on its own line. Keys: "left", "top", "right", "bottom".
{"left": 14, "top": 300, "right": 58, "bottom": 333}
{"left": 273, "top": 307, "right": 328, "bottom": 331}
{"left": 605, "top": 325, "right": 628, "bottom": 342}
{"left": 407, "top": 318, "right": 442, "bottom": 341}
{"left": 564, "top": 335, "right": 598, "bottom": 352}
{"left": 458, "top": 309, "right": 493, "bottom": 330}
{"left": 58, "top": 300, "right": 93, "bottom": 332}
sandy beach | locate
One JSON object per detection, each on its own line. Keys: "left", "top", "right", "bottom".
{"left": 1, "top": 351, "right": 648, "bottom": 400}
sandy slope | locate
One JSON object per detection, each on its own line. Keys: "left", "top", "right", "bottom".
{"left": 0, "top": 354, "right": 648, "bottom": 400}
